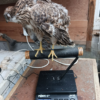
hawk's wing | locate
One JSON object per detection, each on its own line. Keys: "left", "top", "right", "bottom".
{"left": 13, "top": 0, "right": 51, "bottom": 14}
{"left": 12, "top": 0, "right": 52, "bottom": 49}
{"left": 31, "top": 2, "right": 74, "bottom": 45}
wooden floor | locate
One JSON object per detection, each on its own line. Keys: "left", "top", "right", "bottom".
{"left": 6, "top": 58, "right": 100, "bottom": 100}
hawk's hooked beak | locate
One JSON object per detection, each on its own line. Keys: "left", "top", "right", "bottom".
{"left": 4, "top": 14, "right": 8, "bottom": 23}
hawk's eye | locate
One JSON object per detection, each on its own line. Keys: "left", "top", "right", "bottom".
{"left": 4, "top": 13, "right": 11, "bottom": 21}
{"left": 4, "top": 13, "right": 11, "bottom": 22}
{"left": 7, "top": 13, "right": 11, "bottom": 18}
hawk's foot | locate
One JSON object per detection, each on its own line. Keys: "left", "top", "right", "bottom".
{"left": 48, "top": 50, "right": 57, "bottom": 61}
{"left": 35, "top": 41, "right": 44, "bottom": 57}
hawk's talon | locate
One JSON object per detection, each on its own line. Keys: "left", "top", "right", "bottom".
{"left": 48, "top": 50, "right": 57, "bottom": 61}
{"left": 35, "top": 41, "right": 44, "bottom": 57}
{"left": 35, "top": 47, "right": 44, "bottom": 57}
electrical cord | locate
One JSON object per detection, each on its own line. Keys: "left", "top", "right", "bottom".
{"left": 26, "top": 36, "right": 50, "bottom": 69}
{"left": 26, "top": 71, "right": 39, "bottom": 79}
{"left": 0, "top": 44, "right": 44, "bottom": 93}
{"left": 1, "top": 37, "right": 79, "bottom": 80}
{"left": 26, "top": 35, "right": 78, "bottom": 66}
{"left": 0, "top": 37, "right": 79, "bottom": 93}
{"left": 27, "top": 59, "right": 49, "bottom": 68}
{"left": 0, "top": 74, "right": 15, "bottom": 85}
{"left": 26, "top": 36, "right": 34, "bottom": 51}
{"left": 7, "top": 77, "right": 16, "bottom": 85}
{"left": 7, "top": 66, "right": 27, "bottom": 79}
{"left": 26, "top": 36, "right": 79, "bottom": 68}
{"left": 8, "top": 72, "right": 26, "bottom": 87}
{"left": 8, "top": 68, "right": 38, "bottom": 80}
{"left": 53, "top": 58, "right": 78, "bottom": 66}
{"left": 0, "top": 49, "right": 28, "bottom": 80}
{"left": 0, "top": 71, "right": 27, "bottom": 88}
{"left": 11, "top": 49, "right": 28, "bottom": 57}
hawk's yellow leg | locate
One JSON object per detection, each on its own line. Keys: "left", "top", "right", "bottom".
{"left": 35, "top": 41, "right": 44, "bottom": 57}
{"left": 48, "top": 44, "right": 57, "bottom": 61}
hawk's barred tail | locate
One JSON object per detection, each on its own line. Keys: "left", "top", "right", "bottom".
{"left": 54, "top": 28, "right": 75, "bottom": 46}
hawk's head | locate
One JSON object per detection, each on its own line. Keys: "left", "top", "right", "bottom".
{"left": 4, "top": 6, "right": 14, "bottom": 22}
{"left": 4, "top": 6, "right": 19, "bottom": 23}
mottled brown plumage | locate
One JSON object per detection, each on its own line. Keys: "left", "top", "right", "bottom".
{"left": 4, "top": 0, "right": 74, "bottom": 60}
{"left": 4, "top": 0, "right": 74, "bottom": 45}
{"left": 4, "top": 0, "right": 52, "bottom": 48}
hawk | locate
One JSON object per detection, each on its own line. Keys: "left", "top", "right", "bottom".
{"left": 4, "top": 0, "right": 74, "bottom": 61}
{"left": 4, "top": 0, "right": 52, "bottom": 49}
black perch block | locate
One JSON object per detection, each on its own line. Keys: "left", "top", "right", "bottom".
{"left": 25, "top": 47, "right": 83, "bottom": 59}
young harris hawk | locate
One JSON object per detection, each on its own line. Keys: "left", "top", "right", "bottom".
{"left": 4, "top": 0, "right": 74, "bottom": 61}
